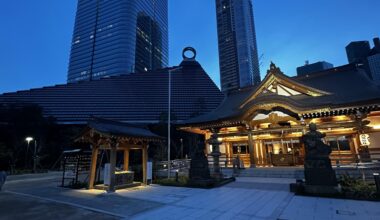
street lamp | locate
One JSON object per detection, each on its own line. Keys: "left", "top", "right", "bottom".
{"left": 25, "top": 137, "right": 33, "bottom": 168}
{"left": 25, "top": 137, "right": 34, "bottom": 143}
{"left": 25, "top": 137, "right": 37, "bottom": 173}
{"left": 167, "top": 66, "right": 182, "bottom": 178}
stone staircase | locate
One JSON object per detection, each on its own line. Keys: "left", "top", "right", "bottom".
{"left": 236, "top": 167, "right": 305, "bottom": 179}
{"left": 222, "top": 166, "right": 380, "bottom": 181}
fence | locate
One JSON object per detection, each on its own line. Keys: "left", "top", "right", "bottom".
{"left": 153, "top": 159, "right": 191, "bottom": 178}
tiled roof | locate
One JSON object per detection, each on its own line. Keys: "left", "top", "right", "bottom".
{"left": 87, "top": 117, "right": 162, "bottom": 139}
{"left": 181, "top": 64, "right": 380, "bottom": 125}
{"left": 0, "top": 60, "right": 224, "bottom": 124}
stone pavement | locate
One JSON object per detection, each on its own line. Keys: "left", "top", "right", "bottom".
{"left": 2, "top": 172, "right": 162, "bottom": 219}
{"left": 280, "top": 196, "right": 380, "bottom": 220}
{"left": 0, "top": 192, "right": 118, "bottom": 220}
{"left": 1, "top": 172, "right": 379, "bottom": 220}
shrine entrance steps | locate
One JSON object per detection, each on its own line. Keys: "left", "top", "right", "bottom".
{"left": 236, "top": 167, "right": 304, "bottom": 179}
{"left": 222, "top": 165, "right": 380, "bottom": 181}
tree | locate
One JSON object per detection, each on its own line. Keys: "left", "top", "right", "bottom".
{"left": 0, "top": 104, "right": 65, "bottom": 171}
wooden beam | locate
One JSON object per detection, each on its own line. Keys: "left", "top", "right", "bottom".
{"left": 142, "top": 145, "right": 148, "bottom": 185}
{"left": 123, "top": 148, "right": 129, "bottom": 171}
{"left": 88, "top": 146, "right": 98, "bottom": 189}
{"left": 108, "top": 146, "right": 117, "bottom": 192}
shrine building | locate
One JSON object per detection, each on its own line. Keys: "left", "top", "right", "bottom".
{"left": 180, "top": 63, "right": 380, "bottom": 167}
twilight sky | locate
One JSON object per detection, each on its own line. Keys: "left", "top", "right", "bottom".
{"left": 0, "top": 0, "right": 379, "bottom": 93}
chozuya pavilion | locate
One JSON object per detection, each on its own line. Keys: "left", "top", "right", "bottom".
{"left": 180, "top": 63, "right": 380, "bottom": 167}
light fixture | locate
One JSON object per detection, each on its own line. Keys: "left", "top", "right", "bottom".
{"left": 25, "top": 137, "right": 34, "bottom": 143}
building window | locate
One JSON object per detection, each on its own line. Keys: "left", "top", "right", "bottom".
{"left": 326, "top": 136, "right": 351, "bottom": 151}
{"left": 232, "top": 144, "right": 249, "bottom": 154}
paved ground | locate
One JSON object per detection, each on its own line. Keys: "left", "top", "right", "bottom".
{"left": 2, "top": 172, "right": 162, "bottom": 219}
{"left": 1, "top": 173, "right": 379, "bottom": 220}
{"left": 0, "top": 192, "right": 117, "bottom": 220}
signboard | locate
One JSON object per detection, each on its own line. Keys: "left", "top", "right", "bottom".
{"left": 61, "top": 150, "right": 92, "bottom": 187}
{"left": 147, "top": 161, "right": 152, "bottom": 181}
{"left": 359, "top": 134, "right": 370, "bottom": 146}
{"left": 104, "top": 163, "right": 110, "bottom": 185}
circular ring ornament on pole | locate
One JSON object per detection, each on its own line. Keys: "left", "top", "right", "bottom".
{"left": 182, "top": 47, "right": 196, "bottom": 60}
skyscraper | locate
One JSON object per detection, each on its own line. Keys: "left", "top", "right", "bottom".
{"left": 346, "top": 38, "right": 380, "bottom": 82}
{"left": 216, "top": 0, "right": 261, "bottom": 93}
{"left": 67, "top": 0, "right": 168, "bottom": 83}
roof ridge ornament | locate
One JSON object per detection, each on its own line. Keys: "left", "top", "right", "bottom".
{"left": 267, "top": 61, "right": 284, "bottom": 75}
{"left": 182, "top": 47, "right": 197, "bottom": 61}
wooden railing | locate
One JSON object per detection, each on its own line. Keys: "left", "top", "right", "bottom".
{"left": 331, "top": 153, "right": 380, "bottom": 167}
{"left": 153, "top": 153, "right": 380, "bottom": 174}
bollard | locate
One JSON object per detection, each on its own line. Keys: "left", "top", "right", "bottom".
{"left": 374, "top": 173, "right": 380, "bottom": 193}
{"left": 175, "top": 170, "right": 179, "bottom": 182}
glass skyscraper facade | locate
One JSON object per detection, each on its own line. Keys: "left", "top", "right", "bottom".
{"left": 67, "top": 0, "right": 168, "bottom": 83}
{"left": 216, "top": 0, "right": 260, "bottom": 93}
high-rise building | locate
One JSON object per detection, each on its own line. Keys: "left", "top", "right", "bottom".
{"left": 367, "top": 38, "right": 380, "bottom": 82}
{"left": 216, "top": 0, "right": 261, "bottom": 93}
{"left": 296, "top": 61, "right": 334, "bottom": 76}
{"left": 345, "top": 41, "right": 371, "bottom": 64}
{"left": 346, "top": 38, "right": 380, "bottom": 82}
{"left": 67, "top": 0, "right": 168, "bottom": 83}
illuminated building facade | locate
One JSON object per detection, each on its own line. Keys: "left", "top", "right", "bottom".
{"left": 67, "top": 0, "right": 168, "bottom": 83}
{"left": 181, "top": 63, "right": 380, "bottom": 167}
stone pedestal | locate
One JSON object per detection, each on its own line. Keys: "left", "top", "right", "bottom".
{"left": 304, "top": 159, "right": 339, "bottom": 194}
{"left": 304, "top": 158, "right": 337, "bottom": 186}
{"left": 304, "top": 185, "right": 340, "bottom": 195}
{"left": 302, "top": 152, "right": 338, "bottom": 195}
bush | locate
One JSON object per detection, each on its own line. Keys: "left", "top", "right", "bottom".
{"left": 154, "top": 176, "right": 189, "bottom": 187}
{"left": 339, "top": 174, "right": 379, "bottom": 200}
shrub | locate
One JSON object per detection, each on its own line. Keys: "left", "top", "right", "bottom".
{"left": 339, "top": 174, "right": 378, "bottom": 200}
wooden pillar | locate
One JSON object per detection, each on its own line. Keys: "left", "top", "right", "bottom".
{"left": 226, "top": 142, "right": 231, "bottom": 166}
{"left": 248, "top": 131, "right": 256, "bottom": 168}
{"left": 142, "top": 144, "right": 148, "bottom": 185}
{"left": 123, "top": 148, "right": 129, "bottom": 171}
{"left": 88, "top": 146, "right": 98, "bottom": 189}
{"left": 108, "top": 145, "right": 117, "bottom": 192}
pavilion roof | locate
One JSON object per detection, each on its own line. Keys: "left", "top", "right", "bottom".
{"left": 89, "top": 117, "right": 162, "bottom": 138}
{"left": 77, "top": 117, "right": 164, "bottom": 144}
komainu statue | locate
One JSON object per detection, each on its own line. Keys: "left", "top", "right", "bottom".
{"left": 302, "top": 123, "right": 337, "bottom": 190}
{"left": 189, "top": 141, "right": 210, "bottom": 180}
